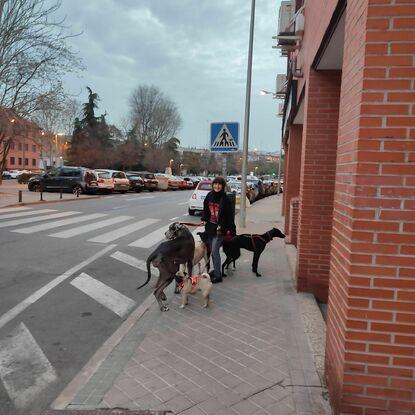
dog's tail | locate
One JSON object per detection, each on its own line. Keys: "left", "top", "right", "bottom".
{"left": 137, "top": 250, "right": 157, "bottom": 290}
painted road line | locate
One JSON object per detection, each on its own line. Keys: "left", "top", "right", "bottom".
{"left": 169, "top": 217, "right": 179, "bottom": 221}
{"left": 125, "top": 196, "right": 154, "bottom": 201}
{"left": 0, "top": 208, "right": 56, "bottom": 220}
{"left": 109, "top": 250, "right": 157, "bottom": 275}
{"left": 70, "top": 273, "right": 136, "bottom": 319}
{"left": 111, "top": 205, "right": 128, "bottom": 210}
{"left": 50, "top": 216, "right": 133, "bottom": 239}
{"left": 0, "top": 323, "right": 57, "bottom": 409}
{"left": 0, "top": 244, "right": 116, "bottom": 330}
{"left": 128, "top": 222, "right": 171, "bottom": 248}
{"left": 0, "top": 207, "right": 31, "bottom": 214}
{"left": 87, "top": 218, "right": 159, "bottom": 243}
{"left": 178, "top": 201, "right": 189, "bottom": 205}
{"left": 12, "top": 213, "right": 108, "bottom": 234}
{"left": 0, "top": 211, "right": 80, "bottom": 229}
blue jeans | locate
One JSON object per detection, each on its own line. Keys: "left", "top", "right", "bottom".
{"left": 209, "top": 234, "right": 224, "bottom": 279}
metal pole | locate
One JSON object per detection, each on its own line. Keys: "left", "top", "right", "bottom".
{"left": 239, "top": 0, "right": 256, "bottom": 228}
{"left": 222, "top": 155, "right": 227, "bottom": 177}
{"left": 277, "top": 142, "right": 283, "bottom": 195}
{"left": 18, "top": 190, "right": 22, "bottom": 203}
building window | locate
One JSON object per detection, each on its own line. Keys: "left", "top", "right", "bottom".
{"left": 18, "top": 143, "right": 22, "bottom": 151}
{"left": 10, "top": 157, "right": 15, "bottom": 165}
{"left": 32, "top": 159, "right": 36, "bottom": 167}
{"left": 32, "top": 145, "right": 36, "bottom": 152}
{"left": 24, "top": 144, "right": 28, "bottom": 151}
{"left": 10, "top": 142, "right": 14, "bottom": 150}
{"left": 24, "top": 158, "right": 28, "bottom": 165}
{"left": 18, "top": 158, "right": 22, "bottom": 165}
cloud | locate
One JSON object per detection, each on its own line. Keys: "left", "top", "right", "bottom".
{"left": 58, "top": 0, "right": 285, "bottom": 152}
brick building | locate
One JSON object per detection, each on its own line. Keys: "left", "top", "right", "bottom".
{"left": 0, "top": 107, "right": 42, "bottom": 171}
{"left": 278, "top": 0, "right": 415, "bottom": 414}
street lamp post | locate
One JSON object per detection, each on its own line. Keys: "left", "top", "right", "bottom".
{"left": 180, "top": 163, "right": 184, "bottom": 174}
{"left": 240, "top": 0, "right": 256, "bottom": 229}
{"left": 169, "top": 159, "right": 174, "bottom": 174}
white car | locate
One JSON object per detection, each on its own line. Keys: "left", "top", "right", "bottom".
{"left": 188, "top": 180, "right": 212, "bottom": 215}
{"left": 95, "top": 169, "right": 130, "bottom": 193}
{"left": 95, "top": 171, "right": 115, "bottom": 194}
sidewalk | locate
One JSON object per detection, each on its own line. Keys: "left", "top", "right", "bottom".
{"left": 50, "top": 195, "right": 331, "bottom": 415}
{"left": 0, "top": 181, "right": 100, "bottom": 208}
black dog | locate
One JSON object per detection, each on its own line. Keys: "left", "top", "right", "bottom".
{"left": 137, "top": 222, "right": 195, "bottom": 311}
{"left": 222, "top": 227, "right": 285, "bottom": 277}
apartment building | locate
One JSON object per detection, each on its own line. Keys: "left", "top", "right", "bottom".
{"left": 276, "top": 1, "right": 415, "bottom": 414}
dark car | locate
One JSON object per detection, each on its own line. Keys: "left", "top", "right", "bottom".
{"left": 127, "top": 171, "right": 158, "bottom": 192}
{"left": 28, "top": 166, "right": 98, "bottom": 195}
{"left": 2, "top": 171, "right": 11, "bottom": 180}
{"left": 126, "top": 174, "right": 145, "bottom": 192}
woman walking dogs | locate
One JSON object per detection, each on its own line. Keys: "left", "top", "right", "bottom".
{"left": 201, "top": 176, "right": 236, "bottom": 283}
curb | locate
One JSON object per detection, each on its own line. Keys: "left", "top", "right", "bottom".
{"left": 2, "top": 195, "right": 101, "bottom": 208}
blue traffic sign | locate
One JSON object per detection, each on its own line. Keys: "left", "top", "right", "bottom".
{"left": 210, "top": 122, "right": 239, "bottom": 152}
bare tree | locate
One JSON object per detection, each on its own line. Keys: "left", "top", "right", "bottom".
{"left": 128, "top": 85, "right": 182, "bottom": 146}
{"left": 0, "top": 0, "right": 83, "bottom": 116}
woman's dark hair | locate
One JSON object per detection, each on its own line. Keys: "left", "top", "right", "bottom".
{"left": 212, "top": 176, "right": 226, "bottom": 188}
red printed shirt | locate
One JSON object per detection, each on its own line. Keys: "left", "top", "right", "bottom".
{"left": 208, "top": 201, "right": 220, "bottom": 224}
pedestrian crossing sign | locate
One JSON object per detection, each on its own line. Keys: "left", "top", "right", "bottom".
{"left": 210, "top": 122, "right": 239, "bottom": 152}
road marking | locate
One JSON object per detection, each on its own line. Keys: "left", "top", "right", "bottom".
{"left": 0, "top": 323, "right": 57, "bottom": 409}
{"left": 178, "top": 201, "right": 188, "bottom": 205}
{"left": 110, "top": 251, "right": 146, "bottom": 269}
{"left": 0, "top": 207, "right": 31, "bottom": 214}
{"left": 0, "top": 208, "right": 56, "bottom": 220}
{"left": 0, "top": 244, "right": 116, "bottom": 330}
{"left": 111, "top": 205, "right": 128, "bottom": 210}
{"left": 169, "top": 217, "right": 179, "bottom": 221}
{"left": 125, "top": 196, "right": 154, "bottom": 201}
{"left": 182, "top": 213, "right": 189, "bottom": 217}
{"left": 70, "top": 273, "right": 136, "bottom": 318}
{"left": 128, "top": 222, "right": 171, "bottom": 248}
{"left": 50, "top": 216, "right": 132, "bottom": 239}
{"left": 87, "top": 218, "right": 159, "bottom": 243}
{"left": 11, "top": 213, "right": 108, "bottom": 234}
{"left": 0, "top": 211, "right": 80, "bottom": 228}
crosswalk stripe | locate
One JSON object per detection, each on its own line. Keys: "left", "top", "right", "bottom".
{"left": 87, "top": 218, "right": 159, "bottom": 243}
{"left": 128, "top": 222, "right": 171, "bottom": 248}
{"left": 0, "top": 322, "right": 57, "bottom": 409}
{"left": 0, "top": 211, "right": 80, "bottom": 228}
{"left": 178, "top": 201, "right": 188, "bottom": 205}
{"left": 0, "top": 208, "right": 56, "bottom": 220}
{"left": 11, "top": 213, "right": 108, "bottom": 234}
{"left": 125, "top": 196, "right": 154, "bottom": 201}
{"left": 0, "top": 207, "right": 31, "bottom": 214}
{"left": 70, "top": 273, "right": 136, "bottom": 318}
{"left": 49, "top": 216, "right": 133, "bottom": 239}
{"left": 109, "top": 251, "right": 157, "bottom": 276}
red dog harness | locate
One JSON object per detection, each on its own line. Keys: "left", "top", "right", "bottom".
{"left": 179, "top": 275, "right": 199, "bottom": 290}
{"left": 250, "top": 231, "right": 272, "bottom": 252}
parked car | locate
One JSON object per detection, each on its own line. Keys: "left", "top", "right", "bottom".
{"left": 188, "top": 179, "right": 212, "bottom": 215}
{"left": 127, "top": 171, "right": 158, "bottom": 192}
{"left": 159, "top": 174, "right": 180, "bottom": 190}
{"left": 95, "top": 171, "right": 115, "bottom": 194}
{"left": 189, "top": 176, "right": 202, "bottom": 187}
{"left": 181, "top": 177, "right": 195, "bottom": 189}
{"left": 154, "top": 173, "right": 169, "bottom": 191}
{"left": 2, "top": 171, "right": 11, "bottom": 179}
{"left": 176, "top": 176, "right": 189, "bottom": 190}
{"left": 126, "top": 173, "right": 145, "bottom": 192}
{"left": 9, "top": 170, "right": 21, "bottom": 179}
{"left": 27, "top": 167, "right": 98, "bottom": 194}
{"left": 95, "top": 169, "right": 130, "bottom": 193}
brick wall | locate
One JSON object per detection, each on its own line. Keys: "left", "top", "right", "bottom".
{"left": 326, "top": 1, "right": 415, "bottom": 414}
{"left": 288, "top": 197, "right": 300, "bottom": 247}
{"left": 297, "top": 70, "right": 341, "bottom": 303}
{"left": 282, "top": 141, "right": 289, "bottom": 218}
{"left": 284, "top": 125, "right": 303, "bottom": 235}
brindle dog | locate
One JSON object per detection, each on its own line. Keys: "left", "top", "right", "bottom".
{"left": 137, "top": 222, "right": 195, "bottom": 311}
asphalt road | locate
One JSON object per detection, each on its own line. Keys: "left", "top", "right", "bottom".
{"left": 0, "top": 189, "right": 200, "bottom": 415}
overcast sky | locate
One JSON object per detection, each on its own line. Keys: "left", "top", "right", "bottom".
{"left": 59, "top": 0, "right": 285, "bottom": 152}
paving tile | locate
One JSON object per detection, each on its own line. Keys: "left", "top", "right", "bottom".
{"left": 198, "top": 397, "right": 228, "bottom": 415}
{"left": 154, "top": 386, "right": 179, "bottom": 402}
{"left": 230, "top": 399, "right": 261, "bottom": 415}
{"left": 164, "top": 395, "right": 194, "bottom": 413}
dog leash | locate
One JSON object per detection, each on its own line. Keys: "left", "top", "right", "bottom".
{"left": 178, "top": 222, "right": 204, "bottom": 227}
